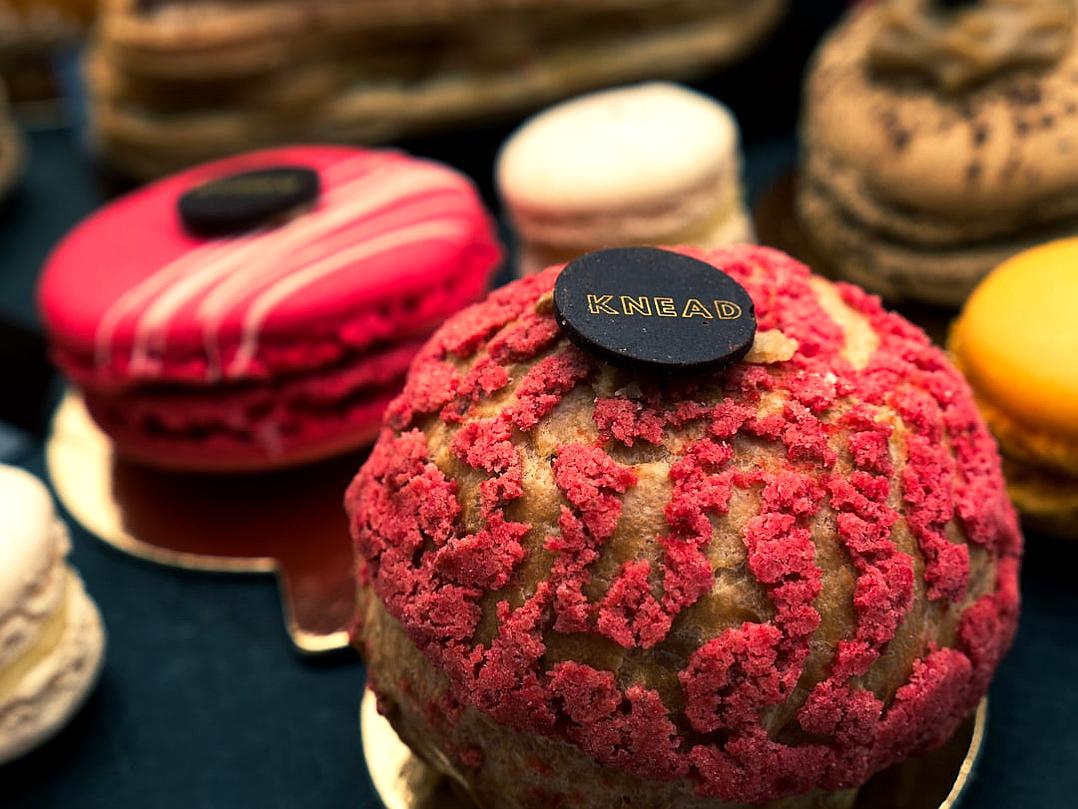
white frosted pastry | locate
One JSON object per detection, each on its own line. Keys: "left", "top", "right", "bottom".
{"left": 497, "top": 82, "right": 754, "bottom": 275}
{"left": 0, "top": 464, "right": 105, "bottom": 764}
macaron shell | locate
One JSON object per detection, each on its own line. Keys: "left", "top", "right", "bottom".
{"left": 804, "top": 3, "right": 1078, "bottom": 218}
{"left": 951, "top": 238, "right": 1078, "bottom": 443}
{"left": 952, "top": 350, "right": 1078, "bottom": 478}
{"left": 515, "top": 207, "right": 755, "bottom": 278}
{"left": 39, "top": 144, "right": 501, "bottom": 384}
{"left": 0, "top": 568, "right": 105, "bottom": 765}
{"left": 0, "top": 466, "right": 62, "bottom": 613}
{"left": 511, "top": 172, "right": 746, "bottom": 257}
{"left": 76, "top": 325, "right": 427, "bottom": 471}
{"left": 84, "top": 387, "right": 394, "bottom": 473}
{"left": 498, "top": 82, "right": 738, "bottom": 213}
{"left": 796, "top": 173, "right": 1044, "bottom": 307}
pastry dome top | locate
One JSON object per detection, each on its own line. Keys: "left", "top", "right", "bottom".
{"left": 347, "top": 245, "right": 1020, "bottom": 803}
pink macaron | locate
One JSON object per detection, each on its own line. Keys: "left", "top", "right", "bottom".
{"left": 39, "top": 145, "right": 502, "bottom": 471}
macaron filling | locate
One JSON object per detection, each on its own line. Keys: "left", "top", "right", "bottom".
{"left": 0, "top": 575, "right": 70, "bottom": 703}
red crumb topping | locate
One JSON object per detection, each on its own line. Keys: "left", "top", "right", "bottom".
{"left": 549, "top": 662, "right": 689, "bottom": 780}
{"left": 548, "top": 444, "right": 638, "bottom": 636}
{"left": 597, "top": 560, "right": 669, "bottom": 649}
{"left": 347, "top": 246, "right": 1022, "bottom": 803}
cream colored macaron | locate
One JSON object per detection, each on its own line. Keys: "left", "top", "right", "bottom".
{"left": 497, "top": 81, "right": 754, "bottom": 276}
{"left": 0, "top": 464, "right": 105, "bottom": 764}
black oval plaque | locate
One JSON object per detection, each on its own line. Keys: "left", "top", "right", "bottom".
{"left": 553, "top": 247, "right": 757, "bottom": 374}
{"left": 179, "top": 166, "right": 320, "bottom": 236}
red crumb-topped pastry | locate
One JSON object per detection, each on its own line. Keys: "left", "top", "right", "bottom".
{"left": 347, "top": 245, "right": 1021, "bottom": 809}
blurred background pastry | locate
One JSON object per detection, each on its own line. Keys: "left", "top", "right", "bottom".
{"left": 950, "top": 238, "right": 1078, "bottom": 539}
{"left": 349, "top": 244, "right": 1021, "bottom": 808}
{"left": 37, "top": 144, "right": 502, "bottom": 472}
{"left": 0, "top": 78, "right": 22, "bottom": 199}
{"left": 0, "top": 0, "right": 96, "bottom": 100}
{"left": 86, "top": 0, "right": 786, "bottom": 178}
{"left": 0, "top": 463, "right": 105, "bottom": 764}
{"left": 799, "top": 0, "right": 1078, "bottom": 306}
{"left": 0, "top": 0, "right": 95, "bottom": 54}
{"left": 497, "top": 82, "right": 753, "bottom": 276}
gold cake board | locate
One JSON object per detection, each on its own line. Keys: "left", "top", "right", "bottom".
{"left": 46, "top": 390, "right": 360, "bottom": 655}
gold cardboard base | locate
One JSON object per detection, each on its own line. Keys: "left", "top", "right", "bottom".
{"left": 46, "top": 391, "right": 360, "bottom": 655}
{"left": 360, "top": 689, "right": 987, "bottom": 809}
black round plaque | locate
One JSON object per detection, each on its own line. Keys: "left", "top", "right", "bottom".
{"left": 553, "top": 247, "right": 757, "bottom": 374}
{"left": 178, "top": 166, "right": 320, "bottom": 236}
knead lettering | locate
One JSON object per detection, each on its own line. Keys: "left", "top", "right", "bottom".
{"left": 586, "top": 294, "right": 743, "bottom": 320}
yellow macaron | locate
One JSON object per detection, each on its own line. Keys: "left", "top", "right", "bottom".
{"left": 950, "top": 238, "right": 1078, "bottom": 536}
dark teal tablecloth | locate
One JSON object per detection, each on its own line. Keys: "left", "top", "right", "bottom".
{"left": 3, "top": 5, "right": 1078, "bottom": 806}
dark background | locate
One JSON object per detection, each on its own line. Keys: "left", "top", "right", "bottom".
{"left": 3, "top": 2, "right": 1077, "bottom": 807}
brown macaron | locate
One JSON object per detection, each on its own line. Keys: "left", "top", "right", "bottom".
{"left": 799, "top": 0, "right": 1078, "bottom": 306}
